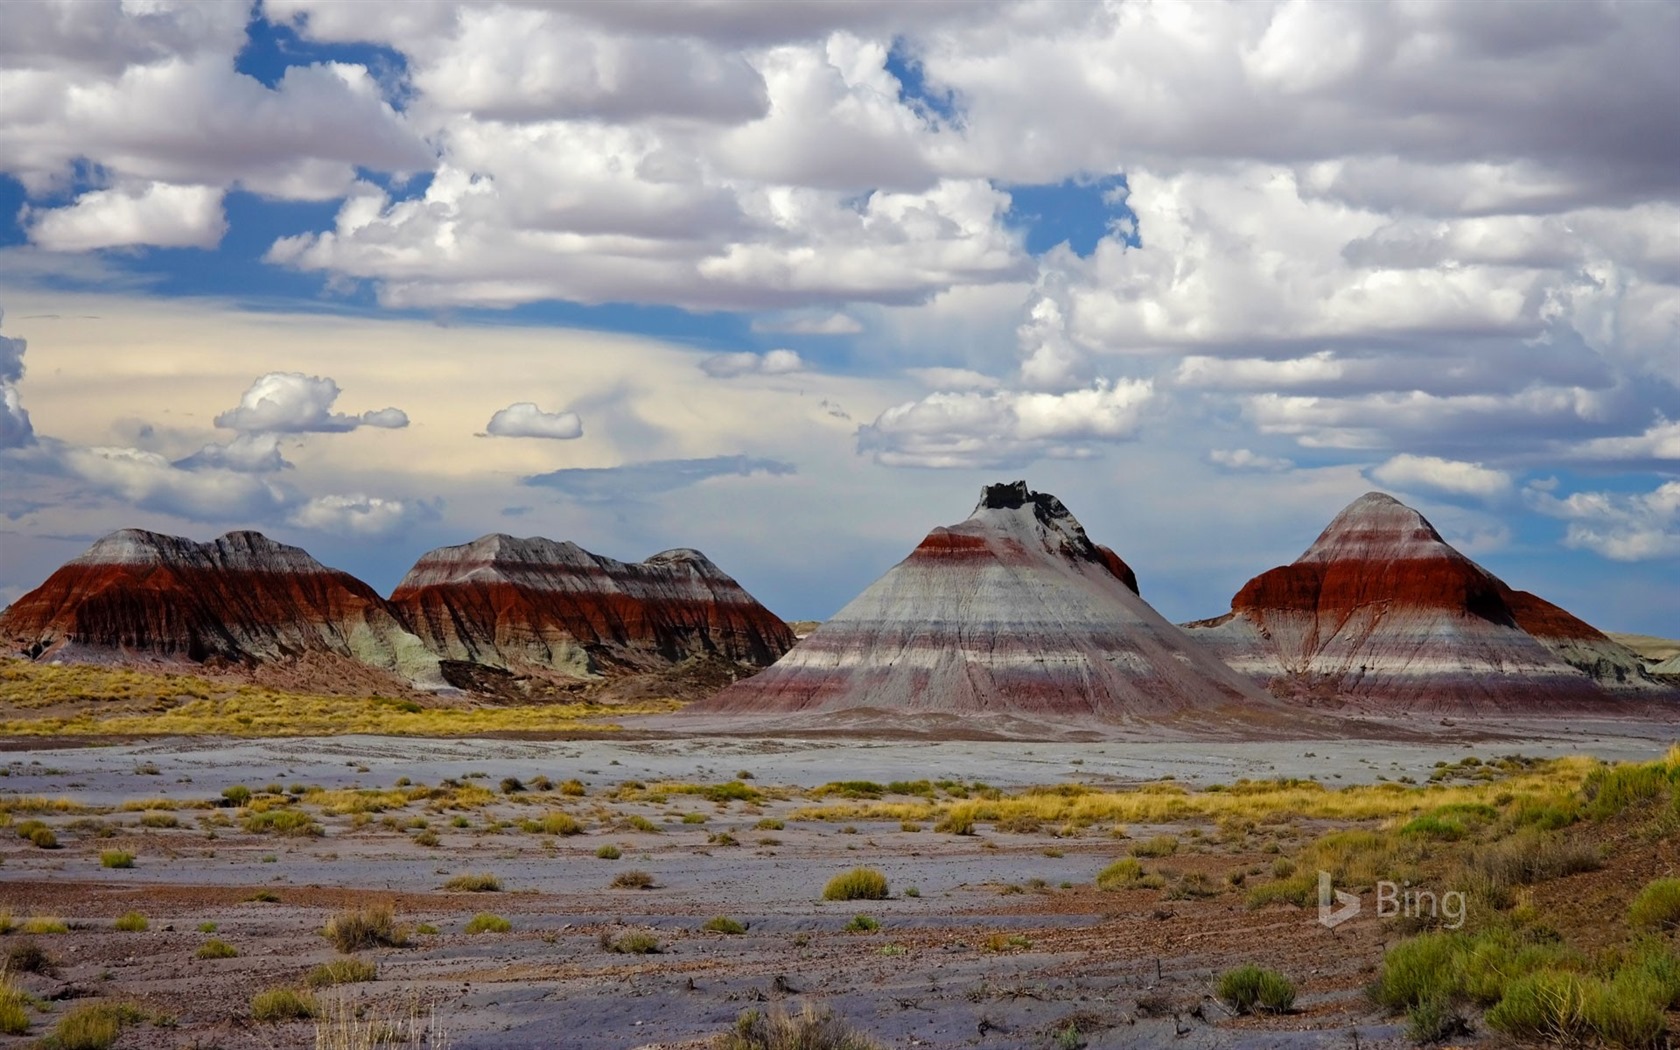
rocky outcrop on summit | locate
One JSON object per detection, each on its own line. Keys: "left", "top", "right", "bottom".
{"left": 693, "top": 481, "right": 1275, "bottom": 727}
{"left": 388, "top": 535, "right": 794, "bottom": 677}
{"left": 1185, "top": 493, "right": 1660, "bottom": 709}
{"left": 0, "top": 529, "right": 443, "bottom": 686}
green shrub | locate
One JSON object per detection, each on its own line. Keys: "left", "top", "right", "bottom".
{"left": 823, "top": 867, "right": 889, "bottom": 901}
{"left": 100, "top": 850, "right": 135, "bottom": 869}
{"left": 22, "top": 916, "right": 68, "bottom": 935}
{"left": 934, "top": 811, "right": 974, "bottom": 835}
{"left": 221, "top": 785, "right": 252, "bottom": 806}
{"left": 464, "top": 913, "right": 511, "bottom": 934}
{"left": 595, "top": 844, "right": 622, "bottom": 859}
{"left": 1405, "top": 995, "right": 1469, "bottom": 1042}
{"left": 112, "top": 911, "right": 147, "bottom": 932}
{"left": 28, "top": 826, "right": 58, "bottom": 849}
{"left": 1216, "top": 964, "right": 1296, "bottom": 1014}
{"left": 305, "top": 957, "right": 376, "bottom": 986}
{"left": 1583, "top": 762, "right": 1672, "bottom": 819}
{"left": 1629, "top": 878, "right": 1680, "bottom": 931}
{"left": 137, "top": 812, "right": 178, "bottom": 829}
{"left": 195, "top": 939, "right": 238, "bottom": 959}
{"left": 443, "top": 872, "right": 501, "bottom": 892}
{"left": 559, "top": 779, "right": 587, "bottom": 796}
{"left": 681, "top": 812, "right": 708, "bottom": 824}
{"left": 756, "top": 818, "right": 785, "bottom": 831}
{"left": 600, "top": 929, "right": 660, "bottom": 953}
{"left": 611, "top": 869, "right": 655, "bottom": 889}
{"left": 626, "top": 815, "right": 660, "bottom": 833}
{"left": 0, "top": 980, "right": 25, "bottom": 1036}
{"left": 717, "top": 1004, "right": 881, "bottom": 1050}
{"left": 702, "top": 916, "right": 747, "bottom": 934}
{"left": 844, "top": 915, "right": 880, "bottom": 933}
{"left": 250, "top": 987, "right": 317, "bottom": 1021}
{"left": 1096, "top": 858, "right": 1143, "bottom": 890}
{"left": 241, "top": 809, "right": 321, "bottom": 837}
{"left": 323, "top": 906, "right": 406, "bottom": 952}
{"left": 1399, "top": 815, "right": 1466, "bottom": 841}
{"left": 704, "top": 781, "right": 761, "bottom": 803}
{"left": 1131, "top": 834, "right": 1180, "bottom": 858}
{"left": 533, "top": 812, "right": 583, "bottom": 836}
{"left": 42, "top": 1003, "right": 145, "bottom": 1049}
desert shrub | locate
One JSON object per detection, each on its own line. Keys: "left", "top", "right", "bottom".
{"left": 1399, "top": 814, "right": 1466, "bottom": 841}
{"left": 702, "top": 916, "right": 747, "bottom": 934}
{"left": 1582, "top": 762, "right": 1672, "bottom": 819}
{"left": 221, "top": 785, "right": 252, "bottom": 806}
{"left": 681, "top": 812, "right": 708, "bottom": 824}
{"left": 137, "top": 812, "right": 177, "bottom": 828}
{"left": 5, "top": 939, "right": 53, "bottom": 974}
{"left": 443, "top": 872, "right": 501, "bottom": 892}
{"left": 244, "top": 889, "right": 281, "bottom": 903}
{"left": 1096, "top": 858, "right": 1143, "bottom": 890}
{"left": 322, "top": 906, "right": 406, "bottom": 952}
{"left": 705, "top": 781, "right": 761, "bottom": 803}
{"left": 241, "top": 809, "right": 321, "bottom": 837}
{"left": 709, "top": 831, "right": 740, "bottom": 846}
{"left": 933, "top": 810, "right": 975, "bottom": 836}
{"left": 596, "top": 843, "right": 622, "bottom": 859}
{"left": 1215, "top": 964, "right": 1295, "bottom": 1014}
{"left": 823, "top": 867, "right": 889, "bottom": 901}
{"left": 305, "top": 957, "right": 376, "bottom": 986}
{"left": 1131, "top": 834, "right": 1180, "bottom": 858}
{"left": 28, "top": 826, "right": 58, "bottom": 849}
{"left": 756, "top": 818, "right": 785, "bottom": 831}
{"left": 113, "top": 911, "right": 148, "bottom": 932}
{"left": 716, "top": 1003, "right": 881, "bottom": 1050}
{"left": 0, "top": 977, "right": 25, "bottom": 1036}
{"left": 499, "top": 777, "right": 525, "bottom": 795}
{"left": 251, "top": 987, "right": 317, "bottom": 1021}
{"left": 464, "top": 913, "right": 511, "bottom": 934}
{"left": 533, "top": 812, "right": 583, "bottom": 836}
{"left": 611, "top": 869, "right": 655, "bottom": 889}
{"left": 195, "top": 939, "right": 238, "bottom": 959}
{"left": 560, "top": 779, "right": 586, "bottom": 796}
{"left": 625, "top": 815, "right": 660, "bottom": 833}
{"left": 1629, "top": 878, "right": 1680, "bottom": 931}
{"left": 41, "top": 1003, "right": 145, "bottom": 1049}
{"left": 844, "top": 915, "right": 880, "bottom": 933}
{"left": 601, "top": 929, "right": 660, "bottom": 954}
{"left": 22, "top": 916, "right": 67, "bottom": 935}
{"left": 100, "top": 850, "right": 134, "bottom": 869}
{"left": 1454, "top": 828, "right": 1601, "bottom": 906}
{"left": 413, "top": 829, "right": 439, "bottom": 847}
{"left": 1405, "top": 995, "right": 1470, "bottom": 1043}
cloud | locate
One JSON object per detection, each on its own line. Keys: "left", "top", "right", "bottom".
{"left": 751, "top": 311, "right": 863, "bottom": 335}
{"left": 700, "top": 348, "right": 806, "bottom": 378}
{"left": 174, "top": 433, "right": 291, "bottom": 474}
{"left": 26, "top": 182, "right": 227, "bottom": 252}
{"left": 62, "top": 445, "right": 290, "bottom": 521}
{"left": 0, "top": 387, "right": 33, "bottom": 450}
{"left": 524, "top": 454, "right": 795, "bottom": 501}
{"left": 287, "top": 493, "right": 436, "bottom": 537}
{"left": 0, "top": 309, "right": 33, "bottom": 449}
{"left": 1209, "top": 448, "right": 1294, "bottom": 473}
{"left": 1529, "top": 481, "right": 1680, "bottom": 561}
{"left": 905, "top": 367, "right": 1000, "bottom": 391}
{"left": 484, "top": 402, "right": 584, "bottom": 440}
{"left": 213, "top": 373, "right": 409, "bottom": 434}
{"left": 1570, "top": 418, "right": 1680, "bottom": 463}
{"left": 857, "top": 379, "right": 1153, "bottom": 468}
{"left": 1368, "top": 454, "right": 1514, "bottom": 499}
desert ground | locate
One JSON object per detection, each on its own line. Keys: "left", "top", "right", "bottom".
{"left": 2, "top": 715, "right": 1679, "bottom": 1050}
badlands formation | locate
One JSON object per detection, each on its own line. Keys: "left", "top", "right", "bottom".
{"left": 1185, "top": 492, "right": 1661, "bottom": 710}
{"left": 0, "top": 529, "right": 444, "bottom": 688}
{"left": 389, "top": 534, "right": 795, "bottom": 676}
{"left": 694, "top": 481, "right": 1281, "bottom": 729}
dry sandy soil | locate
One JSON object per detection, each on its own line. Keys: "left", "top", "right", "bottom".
{"left": 0, "top": 722, "right": 1675, "bottom": 1050}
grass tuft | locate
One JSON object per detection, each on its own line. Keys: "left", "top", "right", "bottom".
{"left": 100, "top": 850, "right": 135, "bottom": 869}
{"left": 306, "top": 957, "right": 377, "bottom": 986}
{"left": 195, "top": 939, "right": 238, "bottom": 959}
{"left": 323, "top": 906, "right": 407, "bottom": 952}
{"left": 823, "top": 867, "right": 889, "bottom": 901}
{"left": 442, "top": 872, "right": 502, "bottom": 892}
{"left": 716, "top": 1003, "right": 881, "bottom": 1050}
{"left": 702, "top": 915, "right": 748, "bottom": 934}
{"left": 251, "top": 987, "right": 317, "bottom": 1022}
{"left": 1215, "top": 964, "right": 1296, "bottom": 1015}
{"left": 611, "top": 869, "right": 656, "bottom": 890}
{"left": 112, "top": 911, "right": 148, "bottom": 932}
{"left": 464, "top": 913, "right": 511, "bottom": 934}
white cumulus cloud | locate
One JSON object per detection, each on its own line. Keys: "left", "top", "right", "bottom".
{"left": 1209, "top": 448, "right": 1294, "bottom": 473}
{"left": 1529, "top": 481, "right": 1680, "bottom": 561}
{"left": 26, "top": 182, "right": 227, "bottom": 251}
{"left": 858, "top": 379, "right": 1153, "bottom": 468}
{"left": 287, "top": 493, "right": 431, "bottom": 537}
{"left": 485, "top": 402, "right": 584, "bottom": 440}
{"left": 1368, "top": 454, "right": 1513, "bottom": 499}
{"left": 700, "top": 348, "right": 806, "bottom": 378}
{"left": 213, "top": 372, "right": 408, "bottom": 434}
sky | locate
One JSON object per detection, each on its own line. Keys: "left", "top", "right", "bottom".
{"left": 1, "top": 0, "right": 1679, "bottom": 635}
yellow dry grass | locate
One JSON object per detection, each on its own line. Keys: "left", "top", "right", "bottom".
{"left": 0, "top": 668, "right": 679, "bottom": 737}
{"left": 788, "top": 759, "right": 1597, "bottom": 829}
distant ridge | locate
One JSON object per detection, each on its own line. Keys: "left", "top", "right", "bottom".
{"left": 1184, "top": 493, "right": 1662, "bottom": 710}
